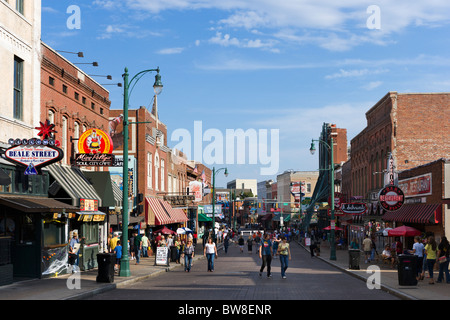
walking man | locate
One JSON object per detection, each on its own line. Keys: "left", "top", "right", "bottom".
{"left": 259, "top": 233, "right": 273, "bottom": 278}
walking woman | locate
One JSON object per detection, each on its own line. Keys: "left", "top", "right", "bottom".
{"left": 184, "top": 239, "right": 195, "bottom": 272}
{"left": 437, "top": 236, "right": 450, "bottom": 283}
{"left": 204, "top": 237, "right": 218, "bottom": 272}
{"left": 277, "top": 236, "right": 291, "bottom": 279}
{"left": 425, "top": 236, "right": 438, "bottom": 284}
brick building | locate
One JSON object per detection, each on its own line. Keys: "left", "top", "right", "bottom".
{"left": 350, "top": 92, "right": 450, "bottom": 202}
{"left": 41, "top": 42, "right": 111, "bottom": 165}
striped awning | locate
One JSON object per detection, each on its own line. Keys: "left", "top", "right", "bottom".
{"left": 47, "top": 164, "right": 101, "bottom": 207}
{"left": 382, "top": 203, "right": 442, "bottom": 224}
{"left": 159, "top": 200, "right": 188, "bottom": 224}
{"left": 145, "top": 197, "right": 172, "bottom": 226}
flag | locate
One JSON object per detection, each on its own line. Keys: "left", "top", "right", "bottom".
{"left": 201, "top": 169, "right": 206, "bottom": 183}
{"left": 193, "top": 165, "right": 198, "bottom": 174}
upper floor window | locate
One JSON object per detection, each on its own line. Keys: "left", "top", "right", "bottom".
{"left": 13, "top": 56, "right": 24, "bottom": 120}
{"left": 16, "top": 0, "right": 24, "bottom": 15}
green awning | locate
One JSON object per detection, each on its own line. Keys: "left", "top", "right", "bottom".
{"left": 198, "top": 213, "right": 212, "bottom": 222}
{"left": 273, "top": 214, "right": 291, "bottom": 222}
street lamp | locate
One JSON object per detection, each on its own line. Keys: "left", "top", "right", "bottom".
{"left": 119, "top": 67, "right": 163, "bottom": 277}
{"left": 310, "top": 138, "right": 336, "bottom": 261}
{"left": 211, "top": 167, "right": 228, "bottom": 242}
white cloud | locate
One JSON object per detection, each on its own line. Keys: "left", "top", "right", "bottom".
{"left": 156, "top": 47, "right": 185, "bottom": 54}
{"left": 325, "top": 68, "right": 389, "bottom": 79}
{"left": 208, "top": 32, "right": 279, "bottom": 52}
{"left": 362, "top": 81, "right": 383, "bottom": 90}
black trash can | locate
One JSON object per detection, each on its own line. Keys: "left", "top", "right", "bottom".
{"left": 170, "top": 246, "right": 178, "bottom": 262}
{"left": 97, "top": 253, "right": 115, "bottom": 283}
{"left": 397, "top": 254, "right": 418, "bottom": 286}
{"left": 349, "top": 249, "right": 360, "bottom": 270}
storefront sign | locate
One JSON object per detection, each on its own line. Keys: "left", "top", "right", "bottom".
{"left": 189, "top": 180, "right": 203, "bottom": 202}
{"left": 76, "top": 129, "right": 114, "bottom": 166}
{"left": 74, "top": 153, "right": 115, "bottom": 166}
{"left": 155, "top": 246, "right": 169, "bottom": 266}
{"left": 398, "top": 173, "right": 432, "bottom": 198}
{"left": 80, "top": 199, "right": 98, "bottom": 211}
{"left": 4, "top": 139, "right": 63, "bottom": 175}
{"left": 378, "top": 186, "right": 404, "bottom": 211}
{"left": 340, "top": 203, "right": 367, "bottom": 215}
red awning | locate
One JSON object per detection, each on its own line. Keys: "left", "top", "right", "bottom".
{"left": 160, "top": 200, "right": 188, "bottom": 224}
{"left": 382, "top": 203, "right": 442, "bottom": 224}
{"left": 146, "top": 198, "right": 172, "bottom": 226}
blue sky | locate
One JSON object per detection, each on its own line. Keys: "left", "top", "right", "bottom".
{"left": 41, "top": 0, "right": 450, "bottom": 188}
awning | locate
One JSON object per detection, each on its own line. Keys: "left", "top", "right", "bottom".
{"left": 272, "top": 214, "right": 291, "bottom": 222}
{"left": 198, "top": 213, "right": 212, "bottom": 222}
{"left": 76, "top": 211, "right": 106, "bottom": 215}
{"left": 382, "top": 203, "right": 442, "bottom": 224}
{"left": 261, "top": 213, "right": 273, "bottom": 221}
{"left": 145, "top": 197, "right": 172, "bottom": 226}
{"left": 0, "top": 196, "right": 78, "bottom": 213}
{"left": 159, "top": 200, "right": 188, "bottom": 224}
{"left": 82, "top": 171, "right": 116, "bottom": 208}
{"left": 47, "top": 164, "right": 101, "bottom": 207}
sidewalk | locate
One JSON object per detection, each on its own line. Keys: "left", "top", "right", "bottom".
{"left": 299, "top": 240, "right": 450, "bottom": 300}
{"left": 0, "top": 244, "right": 209, "bottom": 300}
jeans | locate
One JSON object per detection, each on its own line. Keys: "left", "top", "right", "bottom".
{"left": 260, "top": 255, "right": 272, "bottom": 276}
{"left": 184, "top": 254, "right": 193, "bottom": 271}
{"left": 206, "top": 253, "right": 215, "bottom": 271}
{"left": 280, "top": 254, "right": 289, "bottom": 277}
{"left": 427, "top": 259, "right": 436, "bottom": 279}
{"left": 135, "top": 248, "right": 141, "bottom": 264}
{"left": 416, "top": 257, "right": 424, "bottom": 277}
{"left": 143, "top": 247, "right": 148, "bottom": 257}
{"left": 437, "top": 259, "right": 450, "bottom": 283}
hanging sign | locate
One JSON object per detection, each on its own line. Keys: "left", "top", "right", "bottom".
{"left": 4, "top": 138, "right": 63, "bottom": 175}
{"left": 75, "top": 129, "right": 114, "bottom": 166}
{"left": 340, "top": 203, "right": 367, "bottom": 215}
{"left": 378, "top": 186, "right": 404, "bottom": 211}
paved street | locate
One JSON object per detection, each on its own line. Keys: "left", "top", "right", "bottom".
{"left": 88, "top": 240, "right": 398, "bottom": 301}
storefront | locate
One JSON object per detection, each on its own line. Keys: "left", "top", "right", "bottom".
{"left": 47, "top": 163, "right": 102, "bottom": 271}
{"left": 0, "top": 161, "right": 78, "bottom": 284}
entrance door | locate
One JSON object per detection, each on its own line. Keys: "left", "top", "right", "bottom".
{"left": 12, "top": 214, "right": 41, "bottom": 279}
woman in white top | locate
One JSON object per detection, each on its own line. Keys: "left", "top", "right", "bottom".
{"left": 204, "top": 238, "right": 218, "bottom": 272}
{"left": 411, "top": 236, "right": 425, "bottom": 280}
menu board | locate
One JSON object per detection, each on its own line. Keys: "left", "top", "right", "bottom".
{"left": 155, "top": 247, "right": 169, "bottom": 266}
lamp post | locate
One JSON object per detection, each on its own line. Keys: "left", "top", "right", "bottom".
{"left": 119, "top": 67, "right": 163, "bottom": 277}
{"left": 211, "top": 167, "right": 228, "bottom": 242}
{"left": 310, "top": 137, "right": 336, "bottom": 261}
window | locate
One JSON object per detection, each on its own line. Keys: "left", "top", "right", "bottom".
{"left": 74, "top": 92, "right": 79, "bottom": 100}
{"left": 16, "top": 0, "right": 24, "bottom": 15}
{"left": 62, "top": 84, "right": 68, "bottom": 94}
{"left": 82, "top": 97, "right": 86, "bottom": 104}
{"left": 91, "top": 102, "right": 95, "bottom": 110}
{"left": 13, "top": 56, "right": 23, "bottom": 120}
{"left": 48, "top": 109, "right": 55, "bottom": 124}
{"left": 161, "top": 159, "right": 165, "bottom": 192}
{"left": 74, "top": 122, "right": 80, "bottom": 153}
{"left": 62, "top": 116, "right": 68, "bottom": 163}
{"left": 49, "top": 76, "right": 55, "bottom": 86}
{"left": 155, "top": 153, "right": 159, "bottom": 191}
{"left": 100, "top": 107, "right": 104, "bottom": 115}
{"left": 147, "top": 152, "right": 152, "bottom": 189}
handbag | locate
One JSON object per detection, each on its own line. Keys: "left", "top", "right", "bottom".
{"left": 438, "top": 256, "right": 448, "bottom": 263}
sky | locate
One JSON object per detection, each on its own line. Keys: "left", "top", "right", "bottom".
{"left": 41, "top": 0, "right": 450, "bottom": 188}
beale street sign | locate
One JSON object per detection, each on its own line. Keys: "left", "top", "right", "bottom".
{"left": 4, "top": 138, "right": 63, "bottom": 175}
{"left": 378, "top": 185, "right": 404, "bottom": 211}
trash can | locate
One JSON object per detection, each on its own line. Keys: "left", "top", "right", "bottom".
{"left": 170, "top": 246, "right": 178, "bottom": 262}
{"left": 96, "top": 253, "right": 115, "bottom": 283}
{"left": 349, "top": 249, "right": 360, "bottom": 270}
{"left": 397, "top": 254, "right": 418, "bottom": 286}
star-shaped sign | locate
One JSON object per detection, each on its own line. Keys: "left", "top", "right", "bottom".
{"left": 35, "top": 120, "right": 57, "bottom": 140}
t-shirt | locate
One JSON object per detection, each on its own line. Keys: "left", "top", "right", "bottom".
{"left": 278, "top": 242, "right": 289, "bottom": 255}
{"left": 425, "top": 244, "right": 437, "bottom": 260}
{"left": 114, "top": 245, "right": 122, "bottom": 259}
{"left": 412, "top": 242, "right": 424, "bottom": 257}
{"left": 205, "top": 243, "right": 216, "bottom": 254}
{"left": 110, "top": 237, "right": 119, "bottom": 251}
{"left": 382, "top": 250, "right": 391, "bottom": 257}
{"left": 134, "top": 235, "right": 142, "bottom": 248}
{"left": 260, "top": 239, "right": 272, "bottom": 256}
{"left": 363, "top": 238, "right": 372, "bottom": 251}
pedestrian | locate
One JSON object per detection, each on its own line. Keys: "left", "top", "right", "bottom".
{"left": 175, "top": 236, "right": 182, "bottom": 263}
{"left": 129, "top": 233, "right": 135, "bottom": 260}
{"left": 109, "top": 232, "right": 119, "bottom": 253}
{"left": 238, "top": 235, "right": 245, "bottom": 253}
{"left": 224, "top": 234, "right": 230, "bottom": 254}
{"left": 259, "top": 233, "right": 273, "bottom": 278}
{"left": 425, "top": 236, "right": 437, "bottom": 284}
{"left": 247, "top": 236, "right": 253, "bottom": 254}
{"left": 133, "top": 232, "right": 142, "bottom": 265}
{"left": 141, "top": 233, "right": 149, "bottom": 257}
{"left": 349, "top": 238, "right": 359, "bottom": 250}
{"left": 277, "top": 236, "right": 291, "bottom": 279}
{"left": 68, "top": 232, "right": 81, "bottom": 272}
{"left": 363, "top": 235, "right": 372, "bottom": 263}
{"left": 437, "top": 236, "right": 450, "bottom": 283}
{"left": 272, "top": 235, "right": 280, "bottom": 259}
{"left": 410, "top": 236, "right": 425, "bottom": 280}
{"left": 184, "top": 239, "right": 195, "bottom": 272}
{"left": 204, "top": 237, "right": 218, "bottom": 272}
{"left": 114, "top": 240, "right": 122, "bottom": 273}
